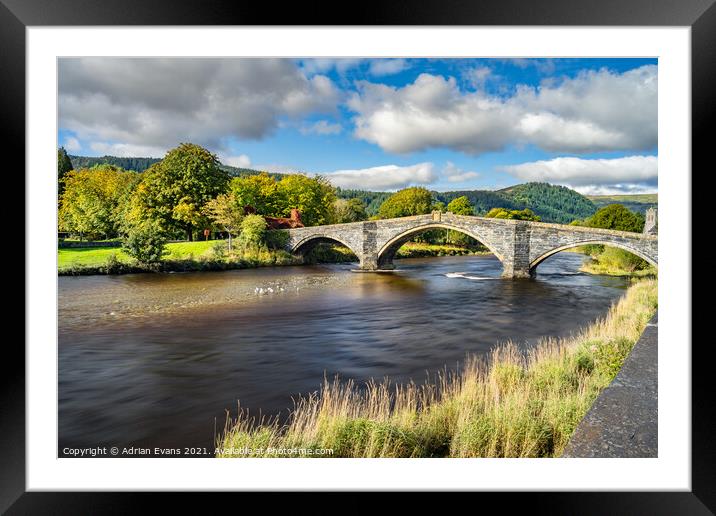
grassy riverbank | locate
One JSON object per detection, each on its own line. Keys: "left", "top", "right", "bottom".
{"left": 217, "top": 278, "right": 657, "bottom": 458}
{"left": 58, "top": 240, "right": 489, "bottom": 274}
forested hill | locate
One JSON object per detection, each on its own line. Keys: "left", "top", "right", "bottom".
{"left": 69, "top": 155, "right": 160, "bottom": 172}
{"left": 340, "top": 182, "right": 598, "bottom": 224}
{"left": 497, "top": 183, "right": 597, "bottom": 223}
{"left": 68, "top": 154, "right": 284, "bottom": 180}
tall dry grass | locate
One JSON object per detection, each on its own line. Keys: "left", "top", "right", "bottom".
{"left": 217, "top": 278, "right": 657, "bottom": 458}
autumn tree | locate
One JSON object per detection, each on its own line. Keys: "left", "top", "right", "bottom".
{"left": 275, "top": 174, "right": 336, "bottom": 226}
{"left": 59, "top": 165, "right": 138, "bottom": 240}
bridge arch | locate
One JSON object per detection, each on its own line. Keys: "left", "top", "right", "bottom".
{"left": 377, "top": 223, "right": 504, "bottom": 269}
{"left": 290, "top": 234, "right": 361, "bottom": 260}
{"left": 529, "top": 239, "right": 658, "bottom": 274}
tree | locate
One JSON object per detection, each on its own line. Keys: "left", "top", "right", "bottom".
{"left": 580, "top": 204, "right": 648, "bottom": 269}
{"left": 485, "top": 207, "right": 541, "bottom": 221}
{"left": 584, "top": 204, "right": 645, "bottom": 232}
{"left": 129, "top": 143, "right": 230, "bottom": 240}
{"left": 121, "top": 220, "right": 168, "bottom": 265}
{"left": 445, "top": 196, "right": 475, "bottom": 245}
{"left": 331, "top": 198, "right": 367, "bottom": 224}
{"left": 57, "top": 147, "right": 74, "bottom": 196}
{"left": 230, "top": 173, "right": 280, "bottom": 215}
{"left": 238, "top": 214, "right": 268, "bottom": 247}
{"left": 58, "top": 165, "right": 138, "bottom": 240}
{"left": 202, "top": 194, "right": 244, "bottom": 250}
{"left": 275, "top": 174, "right": 336, "bottom": 226}
{"left": 378, "top": 187, "right": 433, "bottom": 219}
{"left": 446, "top": 196, "right": 474, "bottom": 216}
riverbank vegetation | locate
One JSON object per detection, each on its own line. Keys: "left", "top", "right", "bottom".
{"left": 216, "top": 278, "right": 657, "bottom": 458}
{"left": 570, "top": 203, "right": 656, "bottom": 277}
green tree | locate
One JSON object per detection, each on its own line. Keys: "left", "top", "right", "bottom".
{"left": 238, "top": 214, "right": 268, "bottom": 247}
{"left": 446, "top": 196, "right": 474, "bottom": 216}
{"left": 230, "top": 172, "right": 280, "bottom": 215}
{"left": 121, "top": 220, "right": 168, "bottom": 266}
{"left": 57, "top": 147, "right": 74, "bottom": 196}
{"left": 331, "top": 198, "right": 367, "bottom": 224}
{"left": 485, "top": 207, "right": 541, "bottom": 221}
{"left": 445, "top": 196, "right": 476, "bottom": 245}
{"left": 129, "top": 143, "right": 230, "bottom": 240}
{"left": 584, "top": 204, "right": 645, "bottom": 232}
{"left": 378, "top": 187, "right": 433, "bottom": 219}
{"left": 275, "top": 174, "right": 336, "bottom": 226}
{"left": 581, "top": 204, "right": 648, "bottom": 270}
{"left": 202, "top": 194, "right": 244, "bottom": 251}
{"left": 59, "top": 165, "right": 138, "bottom": 240}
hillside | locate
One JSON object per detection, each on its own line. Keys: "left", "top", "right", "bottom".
{"left": 68, "top": 154, "right": 284, "bottom": 180}
{"left": 498, "top": 183, "right": 597, "bottom": 223}
{"left": 587, "top": 193, "right": 657, "bottom": 215}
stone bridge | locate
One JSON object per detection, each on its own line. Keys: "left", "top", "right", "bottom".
{"left": 283, "top": 212, "right": 658, "bottom": 278}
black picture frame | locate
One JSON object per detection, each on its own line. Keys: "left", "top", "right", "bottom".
{"left": 5, "top": 0, "right": 712, "bottom": 511}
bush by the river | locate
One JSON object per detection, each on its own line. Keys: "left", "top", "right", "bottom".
{"left": 216, "top": 278, "right": 657, "bottom": 458}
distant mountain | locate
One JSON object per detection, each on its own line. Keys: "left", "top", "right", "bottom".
{"left": 587, "top": 193, "right": 657, "bottom": 215}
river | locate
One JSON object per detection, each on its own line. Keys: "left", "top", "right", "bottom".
{"left": 58, "top": 253, "right": 629, "bottom": 456}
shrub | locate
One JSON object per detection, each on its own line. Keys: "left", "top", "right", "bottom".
{"left": 122, "top": 222, "right": 168, "bottom": 265}
{"left": 238, "top": 214, "right": 267, "bottom": 247}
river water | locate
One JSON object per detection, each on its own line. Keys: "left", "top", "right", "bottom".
{"left": 58, "top": 253, "right": 628, "bottom": 456}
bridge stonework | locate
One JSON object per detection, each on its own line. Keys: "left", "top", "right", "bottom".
{"left": 283, "top": 213, "right": 658, "bottom": 278}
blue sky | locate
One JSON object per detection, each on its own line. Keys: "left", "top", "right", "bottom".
{"left": 58, "top": 57, "right": 658, "bottom": 195}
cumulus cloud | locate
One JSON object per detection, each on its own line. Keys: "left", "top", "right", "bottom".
{"left": 59, "top": 58, "right": 341, "bottom": 154}
{"left": 501, "top": 155, "right": 658, "bottom": 195}
{"left": 63, "top": 136, "right": 81, "bottom": 152}
{"left": 298, "top": 58, "right": 365, "bottom": 75}
{"left": 221, "top": 154, "right": 252, "bottom": 168}
{"left": 88, "top": 141, "right": 167, "bottom": 158}
{"left": 464, "top": 66, "right": 493, "bottom": 89}
{"left": 324, "top": 163, "right": 437, "bottom": 190}
{"left": 300, "top": 120, "right": 343, "bottom": 135}
{"left": 348, "top": 65, "right": 657, "bottom": 155}
{"left": 369, "top": 59, "right": 410, "bottom": 76}
{"left": 443, "top": 162, "right": 480, "bottom": 183}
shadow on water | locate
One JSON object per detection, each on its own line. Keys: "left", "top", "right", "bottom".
{"left": 58, "top": 252, "right": 629, "bottom": 454}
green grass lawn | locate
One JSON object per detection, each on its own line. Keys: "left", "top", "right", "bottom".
{"left": 58, "top": 240, "right": 219, "bottom": 269}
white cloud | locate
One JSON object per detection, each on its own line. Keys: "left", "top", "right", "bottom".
{"left": 369, "top": 59, "right": 410, "bottom": 76}
{"left": 501, "top": 155, "right": 658, "bottom": 194}
{"left": 299, "top": 58, "right": 365, "bottom": 75}
{"left": 443, "top": 162, "right": 480, "bottom": 183}
{"left": 63, "top": 136, "right": 81, "bottom": 152}
{"left": 324, "top": 163, "right": 437, "bottom": 191}
{"left": 464, "top": 66, "right": 493, "bottom": 89}
{"left": 59, "top": 58, "right": 341, "bottom": 154}
{"left": 88, "top": 141, "right": 167, "bottom": 158}
{"left": 221, "top": 154, "right": 252, "bottom": 168}
{"left": 348, "top": 65, "right": 657, "bottom": 155}
{"left": 300, "top": 120, "right": 343, "bottom": 135}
